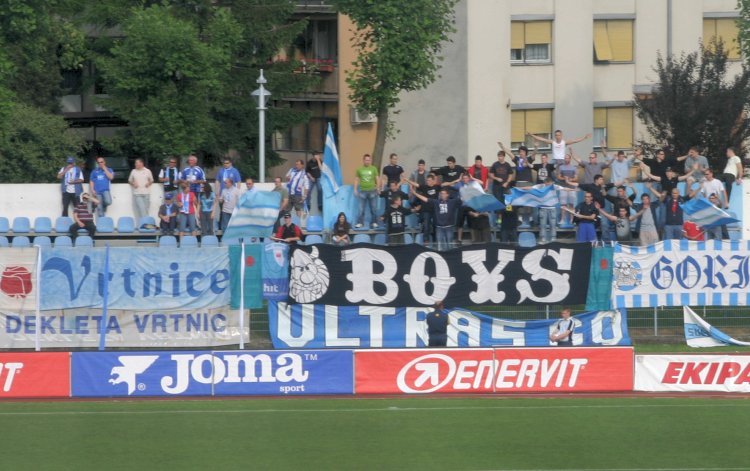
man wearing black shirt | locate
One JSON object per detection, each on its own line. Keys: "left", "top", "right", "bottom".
{"left": 638, "top": 148, "right": 676, "bottom": 187}
{"left": 572, "top": 192, "right": 598, "bottom": 242}
{"left": 382, "top": 195, "right": 409, "bottom": 246}
{"left": 306, "top": 152, "right": 322, "bottom": 211}
{"left": 380, "top": 180, "right": 409, "bottom": 206}
{"left": 439, "top": 156, "right": 465, "bottom": 197}
{"left": 532, "top": 153, "right": 556, "bottom": 184}
{"left": 426, "top": 300, "right": 449, "bottom": 347}
{"left": 407, "top": 174, "right": 441, "bottom": 247}
{"left": 381, "top": 153, "right": 404, "bottom": 187}
{"left": 489, "top": 150, "right": 515, "bottom": 209}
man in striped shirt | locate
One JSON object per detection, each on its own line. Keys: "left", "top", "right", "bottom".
{"left": 69, "top": 193, "right": 98, "bottom": 240}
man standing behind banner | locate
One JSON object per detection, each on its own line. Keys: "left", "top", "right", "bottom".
{"left": 426, "top": 300, "right": 449, "bottom": 347}
{"left": 550, "top": 308, "right": 574, "bottom": 346}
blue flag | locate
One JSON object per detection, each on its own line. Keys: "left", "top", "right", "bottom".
{"left": 463, "top": 193, "right": 505, "bottom": 212}
{"left": 505, "top": 185, "right": 559, "bottom": 208}
{"left": 321, "top": 122, "right": 342, "bottom": 194}
{"left": 680, "top": 196, "right": 739, "bottom": 228}
{"left": 223, "top": 191, "right": 281, "bottom": 240}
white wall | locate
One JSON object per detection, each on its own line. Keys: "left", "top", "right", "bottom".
{"left": 0, "top": 183, "right": 275, "bottom": 222}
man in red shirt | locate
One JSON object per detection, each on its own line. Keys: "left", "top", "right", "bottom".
{"left": 682, "top": 220, "right": 704, "bottom": 241}
{"left": 271, "top": 212, "right": 302, "bottom": 244}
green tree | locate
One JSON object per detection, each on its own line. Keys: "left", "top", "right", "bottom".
{"left": 332, "top": 0, "right": 458, "bottom": 168}
{"left": 0, "top": 103, "right": 84, "bottom": 183}
{"left": 633, "top": 41, "right": 750, "bottom": 167}
{"left": 91, "top": 0, "right": 316, "bottom": 178}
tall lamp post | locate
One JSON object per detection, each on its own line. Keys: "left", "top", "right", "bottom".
{"left": 251, "top": 69, "right": 272, "bottom": 183}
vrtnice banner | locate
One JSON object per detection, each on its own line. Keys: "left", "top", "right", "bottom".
{"left": 286, "top": 243, "right": 593, "bottom": 307}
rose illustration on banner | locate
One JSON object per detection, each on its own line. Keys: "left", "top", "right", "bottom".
{"left": 289, "top": 247, "right": 329, "bottom": 303}
{"left": 0, "top": 266, "right": 33, "bottom": 299}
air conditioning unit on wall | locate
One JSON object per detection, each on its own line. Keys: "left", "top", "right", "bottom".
{"left": 350, "top": 108, "right": 377, "bottom": 124}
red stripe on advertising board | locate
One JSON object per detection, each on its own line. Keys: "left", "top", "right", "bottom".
{"left": 0, "top": 352, "right": 70, "bottom": 398}
{"left": 355, "top": 348, "right": 633, "bottom": 394}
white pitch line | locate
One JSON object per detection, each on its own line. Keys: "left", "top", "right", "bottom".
{"left": 1, "top": 402, "right": 749, "bottom": 416}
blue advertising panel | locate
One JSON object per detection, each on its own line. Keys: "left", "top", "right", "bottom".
{"left": 72, "top": 351, "right": 215, "bottom": 397}
{"left": 72, "top": 350, "right": 354, "bottom": 397}
{"left": 269, "top": 302, "right": 631, "bottom": 349}
{"left": 41, "top": 247, "right": 230, "bottom": 310}
{"left": 212, "top": 350, "right": 353, "bottom": 396}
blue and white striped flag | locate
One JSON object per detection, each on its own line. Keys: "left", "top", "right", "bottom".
{"left": 684, "top": 306, "right": 750, "bottom": 347}
{"left": 464, "top": 193, "right": 505, "bottom": 212}
{"left": 320, "top": 122, "right": 342, "bottom": 194}
{"left": 680, "top": 196, "right": 739, "bottom": 228}
{"left": 505, "top": 185, "right": 559, "bottom": 208}
{"left": 222, "top": 191, "right": 281, "bottom": 239}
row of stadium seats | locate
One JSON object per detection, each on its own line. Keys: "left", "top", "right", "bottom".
{"left": 0, "top": 235, "right": 94, "bottom": 248}
{"left": 0, "top": 216, "right": 160, "bottom": 234}
{"left": 157, "top": 235, "right": 220, "bottom": 247}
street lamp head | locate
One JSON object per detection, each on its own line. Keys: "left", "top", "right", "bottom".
{"left": 251, "top": 69, "right": 271, "bottom": 109}
{"left": 256, "top": 68, "right": 267, "bottom": 85}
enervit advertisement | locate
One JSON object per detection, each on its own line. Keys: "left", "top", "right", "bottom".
{"left": 0, "top": 352, "right": 70, "bottom": 398}
{"left": 635, "top": 354, "right": 750, "bottom": 392}
{"left": 71, "top": 350, "right": 353, "bottom": 397}
{"left": 355, "top": 347, "right": 634, "bottom": 394}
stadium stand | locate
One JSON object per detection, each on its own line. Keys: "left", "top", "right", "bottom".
{"left": 180, "top": 235, "right": 198, "bottom": 248}
{"left": 54, "top": 217, "right": 73, "bottom": 233}
{"left": 11, "top": 236, "right": 30, "bottom": 247}
{"left": 158, "top": 235, "right": 177, "bottom": 247}
{"left": 33, "top": 217, "right": 52, "bottom": 234}
{"left": 0, "top": 236, "right": 8, "bottom": 247}
{"left": 0, "top": 217, "right": 9, "bottom": 233}
{"left": 518, "top": 232, "right": 537, "bottom": 248}
{"left": 373, "top": 233, "right": 387, "bottom": 245}
{"left": 116, "top": 217, "right": 136, "bottom": 233}
{"left": 54, "top": 236, "right": 72, "bottom": 247}
{"left": 75, "top": 236, "right": 94, "bottom": 247}
{"left": 97, "top": 217, "right": 115, "bottom": 233}
{"left": 33, "top": 236, "right": 52, "bottom": 248}
{"left": 137, "top": 216, "right": 157, "bottom": 232}
{"left": 353, "top": 233, "right": 371, "bottom": 244}
{"left": 305, "top": 234, "right": 324, "bottom": 245}
{"left": 11, "top": 217, "right": 30, "bottom": 234}
{"left": 201, "top": 235, "right": 219, "bottom": 247}
{"left": 306, "top": 215, "right": 324, "bottom": 232}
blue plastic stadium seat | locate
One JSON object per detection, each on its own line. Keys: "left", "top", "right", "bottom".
{"left": 306, "top": 215, "right": 324, "bottom": 232}
{"left": 353, "top": 233, "right": 371, "bottom": 244}
{"left": 201, "top": 235, "right": 219, "bottom": 247}
{"left": 75, "top": 235, "right": 94, "bottom": 247}
{"left": 33, "top": 236, "right": 52, "bottom": 248}
{"left": 159, "top": 235, "right": 178, "bottom": 247}
{"left": 138, "top": 216, "right": 157, "bottom": 232}
{"left": 305, "top": 234, "right": 324, "bottom": 245}
{"left": 33, "top": 217, "right": 52, "bottom": 234}
{"left": 180, "top": 235, "right": 198, "bottom": 248}
{"left": 373, "top": 233, "right": 387, "bottom": 245}
{"left": 0, "top": 217, "right": 9, "bottom": 233}
{"left": 404, "top": 233, "right": 414, "bottom": 244}
{"left": 518, "top": 232, "right": 537, "bottom": 248}
{"left": 11, "top": 236, "right": 31, "bottom": 248}
{"left": 55, "top": 217, "right": 73, "bottom": 233}
{"left": 97, "top": 216, "right": 115, "bottom": 233}
{"left": 12, "top": 217, "right": 31, "bottom": 233}
{"left": 54, "top": 236, "right": 72, "bottom": 247}
{"left": 117, "top": 217, "right": 136, "bottom": 233}
{"left": 0, "top": 236, "right": 8, "bottom": 247}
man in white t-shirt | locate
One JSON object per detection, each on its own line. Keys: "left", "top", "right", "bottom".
{"left": 128, "top": 158, "right": 154, "bottom": 221}
{"left": 700, "top": 168, "right": 728, "bottom": 208}
{"left": 528, "top": 129, "right": 591, "bottom": 166}
{"left": 718, "top": 147, "right": 743, "bottom": 200}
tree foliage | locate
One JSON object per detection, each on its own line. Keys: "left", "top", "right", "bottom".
{"left": 91, "top": 0, "right": 316, "bottom": 178}
{"left": 0, "top": 103, "right": 84, "bottom": 183}
{"left": 634, "top": 41, "right": 750, "bottom": 167}
{"left": 332, "top": 0, "right": 458, "bottom": 167}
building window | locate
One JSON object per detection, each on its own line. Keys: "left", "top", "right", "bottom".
{"left": 593, "top": 20, "right": 633, "bottom": 63}
{"left": 511, "top": 109, "right": 553, "bottom": 149}
{"left": 273, "top": 101, "right": 337, "bottom": 152}
{"left": 511, "top": 21, "right": 552, "bottom": 64}
{"left": 593, "top": 107, "right": 633, "bottom": 149}
{"left": 703, "top": 18, "right": 740, "bottom": 60}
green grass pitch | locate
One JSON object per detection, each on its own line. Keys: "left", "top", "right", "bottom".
{"left": 1, "top": 396, "right": 748, "bottom": 471}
